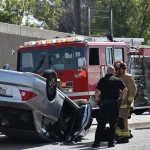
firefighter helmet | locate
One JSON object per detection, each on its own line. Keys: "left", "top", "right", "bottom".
{"left": 114, "top": 61, "right": 127, "bottom": 70}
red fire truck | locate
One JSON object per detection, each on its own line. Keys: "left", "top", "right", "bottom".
{"left": 16, "top": 36, "right": 146, "bottom": 113}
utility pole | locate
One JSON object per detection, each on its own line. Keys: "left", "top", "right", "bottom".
{"left": 110, "top": 9, "right": 113, "bottom": 37}
{"left": 74, "top": 0, "right": 81, "bottom": 35}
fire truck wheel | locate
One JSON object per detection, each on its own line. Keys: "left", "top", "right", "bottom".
{"left": 43, "top": 70, "right": 57, "bottom": 101}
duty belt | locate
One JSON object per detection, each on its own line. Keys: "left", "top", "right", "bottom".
{"left": 102, "top": 100, "right": 118, "bottom": 103}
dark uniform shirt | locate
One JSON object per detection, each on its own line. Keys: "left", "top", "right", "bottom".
{"left": 96, "top": 74, "right": 126, "bottom": 101}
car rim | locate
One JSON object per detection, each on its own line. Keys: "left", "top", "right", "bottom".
{"left": 48, "top": 74, "right": 56, "bottom": 94}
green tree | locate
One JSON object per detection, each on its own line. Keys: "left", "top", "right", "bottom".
{"left": 29, "top": 0, "right": 64, "bottom": 30}
{"left": 0, "top": 0, "right": 64, "bottom": 29}
{"left": 93, "top": 0, "right": 150, "bottom": 43}
{"left": 57, "top": 0, "right": 96, "bottom": 35}
{"left": 0, "top": 0, "right": 24, "bottom": 24}
{"left": 93, "top": 0, "right": 136, "bottom": 37}
{"left": 135, "top": 0, "right": 150, "bottom": 43}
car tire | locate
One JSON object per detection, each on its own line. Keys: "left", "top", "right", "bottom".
{"left": 43, "top": 70, "right": 57, "bottom": 101}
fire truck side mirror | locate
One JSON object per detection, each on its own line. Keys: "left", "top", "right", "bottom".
{"left": 78, "top": 57, "right": 86, "bottom": 69}
{"left": 3, "top": 64, "right": 10, "bottom": 70}
{"left": 11, "top": 50, "right": 16, "bottom": 55}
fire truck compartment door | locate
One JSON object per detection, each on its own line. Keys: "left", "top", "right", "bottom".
{"left": 144, "top": 57, "right": 150, "bottom": 105}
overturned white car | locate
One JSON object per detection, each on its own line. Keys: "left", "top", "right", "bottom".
{"left": 0, "top": 69, "right": 92, "bottom": 142}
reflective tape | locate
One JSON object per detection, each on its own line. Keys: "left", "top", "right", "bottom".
{"left": 116, "top": 130, "right": 129, "bottom": 137}
{"left": 128, "top": 97, "right": 134, "bottom": 100}
{"left": 116, "top": 130, "right": 121, "bottom": 136}
{"left": 120, "top": 131, "right": 130, "bottom": 137}
{"left": 120, "top": 104, "right": 128, "bottom": 108}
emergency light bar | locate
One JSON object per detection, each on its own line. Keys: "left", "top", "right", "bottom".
{"left": 92, "top": 37, "right": 144, "bottom": 46}
{"left": 128, "top": 50, "right": 143, "bottom": 55}
{"left": 24, "top": 36, "right": 85, "bottom": 47}
{"left": 23, "top": 36, "right": 144, "bottom": 47}
{"left": 128, "top": 47, "right": 143, "bottom": 55}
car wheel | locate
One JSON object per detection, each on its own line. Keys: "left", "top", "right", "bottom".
{"left": 43, "top": 70, "right": 57, "bottom": 101}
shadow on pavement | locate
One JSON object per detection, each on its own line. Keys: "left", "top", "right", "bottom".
{"left": 0, "top": 135, "right": 114, "bottom": 150}
{"left": 60, "top": 141, "right": 109, "bottom": 150}
{"left": 134, "top": 127, "right": 150, "bottom": 130}
{"left": 0, "top": 135, "right": 49, "bottom": 150}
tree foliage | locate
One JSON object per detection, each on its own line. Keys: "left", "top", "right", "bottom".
{"left": 94, "top": 0, "right": 150, "bottom": 43}
{"left": 1, "top": 0, "right": 150, "bottom": 43}
{"left": 0, "top": 0, "right": 24, "bottom": 24}
{"left": 30, "top": 0, "right": 64, "bottom": 30}
{"left": 0, "top": 0, "right": 64, "bottom": 29}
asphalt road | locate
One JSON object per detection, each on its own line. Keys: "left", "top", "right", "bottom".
{"left": 0, "top": 126, "right": 150, "bottom": 150}
{"left": 0, "top": 113, "right": 150, "bottom": 150}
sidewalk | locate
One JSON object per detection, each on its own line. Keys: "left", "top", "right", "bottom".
{"left": 91, "top": 112, "right": 150, "bottom": 130}
{"left": 128, "top": 112, "right": 150, "bottom": 129}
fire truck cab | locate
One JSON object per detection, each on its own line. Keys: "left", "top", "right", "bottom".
{"left": 16, "top": 36, "right": 145, "bottom": 112}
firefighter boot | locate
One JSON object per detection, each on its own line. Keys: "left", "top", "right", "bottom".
{"left": 129, "top": 129, "right": 133, "bottom": 139}
{"left": 108, "top": 143, "right": 115, "bottom": 148}
{"left": 108, "top": 140, "right": 115, "bottom": 148}
{"left": 117, "top": 137, "right": 129, "bottom": 144}
{"left": 92, "top": 143, "right": 100, "bottom": 148}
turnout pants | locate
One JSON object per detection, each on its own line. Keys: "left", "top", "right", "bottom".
{"left": 94, "top": 100, "right": 120, "bottom": 144}
{"left": 116, "top": 108, "right": 130, "bottom": 138}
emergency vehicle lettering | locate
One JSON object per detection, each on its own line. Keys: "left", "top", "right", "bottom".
{"left": 89, "top": 74, "right": 100, "bottom": 79}
{"left": 88, "top": 68, "right": 100, "bottom": 72}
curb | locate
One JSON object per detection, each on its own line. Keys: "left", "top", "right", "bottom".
{"left": 128, "top": 121, "right": 150, "bottom": 129}
{"left": 89, "top": 121, "right": 150, "bottom": 133}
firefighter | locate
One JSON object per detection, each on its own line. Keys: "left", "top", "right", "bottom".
{"left": 114, "top": 61, "right": 137, "bottom": 143}
{"left": 92, "top": 66, "right": 127, "bottom": 148}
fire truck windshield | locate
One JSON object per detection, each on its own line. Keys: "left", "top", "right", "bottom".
{"left": 48, "top": 46, "right": 86, "bottom": 71}
{"left": 18, "top": 46, "right": 86, "bottom": 72}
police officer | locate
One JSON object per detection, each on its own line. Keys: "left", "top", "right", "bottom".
{"left": 92, "top": 66, "right": 128, "bottom": 148}
{"left": 114, "top": 61, "right": 137, "bottom": 143}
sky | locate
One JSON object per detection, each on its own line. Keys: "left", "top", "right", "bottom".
{"left": 22, "top": 15, "right": 41, "bottom": 26}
